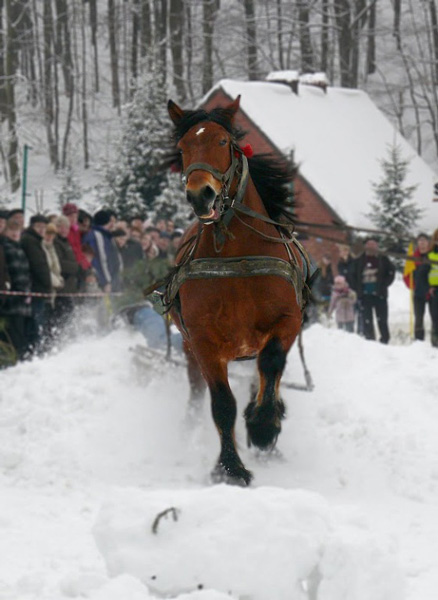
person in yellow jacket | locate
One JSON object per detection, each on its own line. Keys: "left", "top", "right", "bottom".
{"left": 428, "top": 229, "right": 438, "bottom": 347}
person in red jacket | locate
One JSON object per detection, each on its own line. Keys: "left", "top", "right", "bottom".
{"left": 62, "top": 203, "right": 91, "bottom": 271}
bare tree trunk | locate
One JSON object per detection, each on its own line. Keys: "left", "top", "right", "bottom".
{"left": 4, "top": 0, "right": 20, "bottom": 191}
{"left": 131, "top": 0, "right": 140, "bottom": 81}
{"left": 81, "top": 1, "right": 89, "bottom": 168}
{"left": 54, "top": 0, "right": 74, "bottom": 97}
{"left": 122, "top": 0, "right": 129, "bottom": 102}
{"left": 108, "top": 0, "right": 120, "bottom": 110}
{"left": 243, "top": 0, "right": 258, "bottom": 80}
{"left": 333, "top": 0, "right": 354, "bottom": 86}
{"left": 366, "top": 0, "right": 376, "bottom": 74}
{"left": 43, "top": 0, "right": 59, "bottom": 169}
{"left": 89, "top": 0, "right": 99, "bottom": 92}
{"left": 24, "top": 1, "right": 38, "bottom": 106}
{"left": 170, "top": 0, "right": 186, "bottom": 102}
{"left": 32, "top": 0, "right": 43, "bottom": 105}
{"left": 0, "top": 0, "right": 7, "bottom": 123}
{"left": 320, "top": 0, "right": 329, "bottom": 72}
{"left": 298, "top": 0, "right": 314, "bottom": 72}
{"left": 185, "top": 1, "right": 195, "bottom": 103}
{"left": 71, "top": 0, "right": 82, "bottom": 120}
{"left": 393, "top": 0, "right": 402, "bottom": 51}
{"left": 429, "top": 0, "right": 438, "bottom": 82}
{"left": 276, "top": 0, "right": 284, "bottom": 70}
{"left": 202, "top": 0, "right": 216, "bottom": 94}
{"left": 154, "top": 0, "right": 167, "bottom": 90}
{"left": 140, "top": 0, "right": 151, "bottom": 71}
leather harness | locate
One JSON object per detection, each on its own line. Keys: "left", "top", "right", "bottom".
{"left": 151, "top": 141, "right": 316, "bottom": 317}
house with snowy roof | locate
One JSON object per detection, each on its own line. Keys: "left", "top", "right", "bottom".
{"left": 201, "top": 72, "right": 438, "bottom": 262}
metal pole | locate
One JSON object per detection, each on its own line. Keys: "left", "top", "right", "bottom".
{"left": 21, "top": 144, "right": 30, "bottom": 212}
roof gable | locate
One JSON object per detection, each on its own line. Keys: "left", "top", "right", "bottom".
{"left": 205, "top": 79, "right": 438, "bottom": 232}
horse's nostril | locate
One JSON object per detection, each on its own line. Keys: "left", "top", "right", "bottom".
{"left": 202, "top": 185, "right": 217, "bottom": 203}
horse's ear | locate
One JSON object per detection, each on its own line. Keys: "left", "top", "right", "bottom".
{"left": 168, "top": 100, "right": 184, "bottom": 125}
{"left": 225, "top": 95, "right": 241, "bottom": 121}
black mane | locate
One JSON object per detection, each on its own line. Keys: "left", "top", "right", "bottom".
{"left": 170, "top": 106, "right": 297, "bottom": 224}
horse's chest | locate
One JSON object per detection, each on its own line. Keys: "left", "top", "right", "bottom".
{"left": 179, "top": 277, "right": 296, "bottom": 336}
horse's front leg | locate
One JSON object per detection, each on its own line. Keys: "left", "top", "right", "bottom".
{"left": 210, "top": 379, "right": 253, "bottom": 486}
{"left": 197, "top": 354, "right": 252, "bottom": 486}
{"left": 244, "top": 336, "right": 288, "bottom": 450}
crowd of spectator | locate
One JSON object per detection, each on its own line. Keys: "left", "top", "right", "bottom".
{"left": 313, "top": 231, "right": 438, "bottom": 347}
{"left": 2, "top": 203, "right": 438, "bottom": 366}
{"left": 0, "top": 203, "right": 183, "bottom": 365}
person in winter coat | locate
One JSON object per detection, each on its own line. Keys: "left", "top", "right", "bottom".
{"left": 403, "top": 233, "right": 432, "bottom": 341}
{"left": 0, "top": 224, "right": 10, "bottom": 311}
{"left": 20, "top": 214, "right": 52, "bottom": 351}
{"left": 314, "top": 254, "right": 334, "bottom": 313}
{"left": 349, "top": 237, "right": 395, "bottom": 344}
{"left": 82, "top": 209, "right": 122, "bottom": 293}
{"left": 54, "top": 215, "right": 81, "bottom": 328}
{"left": 0, "top": 221, "right": 32, "bottom": 359}
{"left": 62, "top": 203, "right": 92, "bottom": 271}
{"left": 43, "top": 223, "right": 64, "bottom": 300}
{"left": 113, "top": 224, "right": 144, "bottom": 272}
{"left": 328, "top": 275, "right": 357, "bottom": 332}
{"left": 337, "top": 244, "right": 354, "bottom": 281}
{"left": 0, "top": 208, "right": 8, "bottom": 235}
{"left": 428, "top": 229, "right": 438, "bottom": 347}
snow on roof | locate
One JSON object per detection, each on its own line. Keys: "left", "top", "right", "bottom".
{"left": 266, "top": 70, "right": 299, "bottom": 83}
{"left": 208, "top": 79, "right": 438, "bottom": 232}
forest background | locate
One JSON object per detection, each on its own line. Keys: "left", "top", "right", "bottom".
{"left": 0, "top": 0, "right": 437, "bottom": 221}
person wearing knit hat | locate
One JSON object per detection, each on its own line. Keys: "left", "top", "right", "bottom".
{"left": 93, "top": 209, "right": 112, "bottom": 227}
{"left": 7, "top": 209, "right": 24, "bottom": 232}
{"left": 328, "top": 274, "right": 357, "bottom": 332}
{"left": 82, "top": 209, "right": 122, "bottom": 293}
{"left": 30, "top": 214, "right": 49, "bottom": 226}
{"left": 61, "top": 203, "right": 91, "bottom": 272}
{"left": 62, "top": 203, "right": 78, "bottom": 217}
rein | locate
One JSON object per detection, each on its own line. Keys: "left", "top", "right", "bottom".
{"left": 144, "top": 138, "right": 315, "bottom": 315}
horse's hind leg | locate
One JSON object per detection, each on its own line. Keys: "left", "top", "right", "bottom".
{"left": 184, "top": 341, "right": 207, "bottom": 418}
{"left": 244, "top": 337, "right": 287, "bottom": 450}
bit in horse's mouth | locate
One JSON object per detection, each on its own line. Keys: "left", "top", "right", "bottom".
{"left": 199, "top": 203, "right": 220, "bottom": 223}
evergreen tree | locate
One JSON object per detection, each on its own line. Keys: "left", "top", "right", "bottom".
{"left": 368, "top": 144, "right": 422, "bottom": 253}
{"left": 149, "top": 170, "right": 192, "bottom": 228}
{"left": 57, "top": 167, "right": 83, "bottom": 211}
{"left": 98, "top": 72, "right": 172, "bottom": 220}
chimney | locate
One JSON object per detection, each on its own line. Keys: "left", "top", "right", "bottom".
{"left": 299, "top": 72, "right": 329, "bottom": 93}
{"left": 265, "top": 70, "right": 300, "bottom": 94}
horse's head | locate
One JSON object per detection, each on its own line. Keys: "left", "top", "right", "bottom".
{"left": 168, "top": 97, "right": 241, "bottom": 223}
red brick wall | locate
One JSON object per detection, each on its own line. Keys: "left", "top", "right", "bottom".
{"left": 202, "top": 90, "right": 349, "bottom": 270}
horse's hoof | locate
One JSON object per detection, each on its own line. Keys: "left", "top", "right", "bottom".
{"left": 210, "top": 462, "right": 253, "bottom": 487}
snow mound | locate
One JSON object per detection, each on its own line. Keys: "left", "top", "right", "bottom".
{"left": 93, "top": 485, "right": 405, "bottom": 600}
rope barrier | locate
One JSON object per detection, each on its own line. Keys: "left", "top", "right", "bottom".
{"left": 0, "top": 289, "right": 124, "bottom": 298}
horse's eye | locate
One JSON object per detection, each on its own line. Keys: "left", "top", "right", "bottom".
{"left": 219, "top": 139, "right": 227, "bottom": 146}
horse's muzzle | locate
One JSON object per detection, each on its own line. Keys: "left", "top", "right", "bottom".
{"left": 186, "top": 185, "right": 220, "bottom": 221}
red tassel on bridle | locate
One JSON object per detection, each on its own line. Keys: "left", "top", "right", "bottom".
{"left": 234, "top": 143, "right": 254, "bottom": 159}
{"left": 241, "top": 143, "right": 254, "bottom": 158}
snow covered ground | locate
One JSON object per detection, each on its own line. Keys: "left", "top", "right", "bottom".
{"left": 0, "top": 277, "right": 437, "bottom": 600}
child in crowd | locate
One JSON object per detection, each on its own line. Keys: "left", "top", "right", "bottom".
{"left": 328, "top": 275, "right": 357, "bottom": 332}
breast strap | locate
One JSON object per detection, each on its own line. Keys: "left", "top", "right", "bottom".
{"left": 164, "top": 255, "right": 305, "bottom": 309}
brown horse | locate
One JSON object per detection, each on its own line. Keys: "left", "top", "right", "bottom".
{"left": 165, "top": 96, "right": 314, "bottom": 486}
